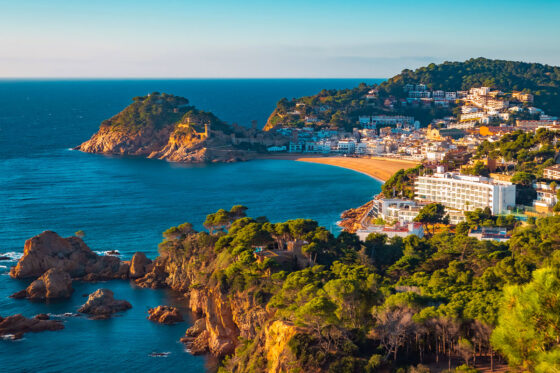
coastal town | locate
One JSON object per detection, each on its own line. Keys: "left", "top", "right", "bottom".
{"left": 7, "top": 57, "right": 560, "bottom": 373}
{"left": 264, "top": 84, "right": 560, "bottom": 243}
{"left": 5, "top": 0, "right": 560, "bottom": 367}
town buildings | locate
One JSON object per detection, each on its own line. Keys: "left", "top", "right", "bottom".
{"left": 355, "top": 222, "right": 424, "bottom": 241}
{"left": 532, "top": 182, "right": 559, "bottom": 213}
{"left": 468, "top": 227, "right": 511, "bottom": 242}
{"left": 414, "top": 167, "right": 516, "bottom": 214}
{"left": 543, "top": 165, "right": 560, "bottom": 181}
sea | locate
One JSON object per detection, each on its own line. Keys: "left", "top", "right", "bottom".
{"left": 0, "top": 79, "right": 383, "bottom": 372}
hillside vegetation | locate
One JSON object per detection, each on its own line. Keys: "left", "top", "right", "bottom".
{"left": 101, "top": 92, "right": 231, "bottom": 133}
{"left": 150, "top": 206, "right": 560, "bottom": 372}
{"left": 380, "top": 57, "right": 560, "bottom": 116}
{"left": 265, "top": 58, "right": 560, "bottom": 131}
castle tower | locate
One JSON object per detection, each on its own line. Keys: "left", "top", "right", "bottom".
{"left": 204, "top": 123, "right": 210, "bottom": 138}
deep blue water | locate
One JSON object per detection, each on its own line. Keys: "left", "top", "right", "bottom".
{"left": 0, "top": 79, "right": 383, "bottom": 372}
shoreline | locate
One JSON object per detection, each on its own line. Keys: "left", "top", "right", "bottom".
{"left": 257, "top": 154, "right": 419, "bottom": 182}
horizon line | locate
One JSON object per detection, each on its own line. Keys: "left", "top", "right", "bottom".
{"left": 0, "top": 77, "right": 388, "bottom": 81}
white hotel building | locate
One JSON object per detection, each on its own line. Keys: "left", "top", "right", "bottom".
{"left": 414, "top": 169, "right": 516, "bottom": 214}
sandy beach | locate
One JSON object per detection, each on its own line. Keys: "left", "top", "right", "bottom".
{"left": 260, "top": 154, "right": 419, "bottom": 182}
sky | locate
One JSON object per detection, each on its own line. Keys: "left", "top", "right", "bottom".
{"left": 1, "top": 0, "right": 559, "bottom": 78}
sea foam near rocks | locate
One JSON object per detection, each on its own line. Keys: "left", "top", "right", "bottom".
{"left": 0, "top": 252, "right": 23, "bottom": 261}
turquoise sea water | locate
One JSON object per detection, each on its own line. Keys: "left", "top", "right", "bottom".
{"left": 0, "top": 79, "right": 383, "bottom": 372}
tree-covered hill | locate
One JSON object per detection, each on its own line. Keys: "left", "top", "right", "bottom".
{"left": 101, "top": 92, "right": 231, "bottom": 133}
{"left": 265, "top": 58, "right": 560, "bottom": 131}
{"left": 379, "top": 57, "right": 560, "bottom": 116}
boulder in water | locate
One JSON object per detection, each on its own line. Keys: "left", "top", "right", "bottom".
{"left": 147, "top": 306, "right": 183, "bottom": 324}
{"left": 0, "top": 314, "right": 64, "bottom": 340}
{"left": 11, "top": 268, "right": 73, "bottom": 300}
{"left": 78, "top": 289, "right": 132, "bottom": 319}
{"left": 10, "top": 231, "right": 129, "bottom": 280}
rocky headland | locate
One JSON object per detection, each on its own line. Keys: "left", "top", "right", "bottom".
{"left": 6, "top": 209, "right": 360, "bottom": 371}
{"left": 77, "top": 92, "right": 287, "bottom": 164}
{"left": 125, "top": 207, "right": 326, "bottom": 372}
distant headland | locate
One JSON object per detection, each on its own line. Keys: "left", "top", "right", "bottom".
{"left": 76, "top": 92, "right": 287, "bottom": 163}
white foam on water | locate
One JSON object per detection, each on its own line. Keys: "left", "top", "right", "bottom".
{"left": 0, "top": 252, "right": 23, "bottom": 261}
{"left": 149, "top": 352, "right": 171, "bottom": 358}
{"left": 94, "top": 250, "right": 120, "bottom": 256}
{"left": 48, "top": 312, "right": 79, "bottom": 319}
{"left": 1, "top": 334, "right": 23, "bottom": 341}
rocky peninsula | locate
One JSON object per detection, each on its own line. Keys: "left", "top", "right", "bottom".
{"left": 77, "top": 92, "right": 287, "bottom": 163}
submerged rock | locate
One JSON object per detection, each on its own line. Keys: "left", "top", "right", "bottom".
{"left": 11, "top": 268, "right": 73, "bottom": 300}
{"left": 78, "top": 289, "right": 132, "bottom": 319}
{"left": 10, "top": 231, "right": 129, "bottom": 280}
{"left": 0, "top": 313, "right": 64, "bottom": 339}
{"left": 147, "top": 306, "right": 183, "bottom": 324}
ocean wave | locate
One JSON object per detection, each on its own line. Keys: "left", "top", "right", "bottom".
{"left": 149, "top": 352, "right": 171, "bottom": 358}
{"left": 0, "top": 252, "right": 23, "bottom": 261}
{"left": 0, "top": 265, "right": 7, "bottom": 269}
{"left": 94, "top": 250, "right": 121, "bottom": 256}
{"left": 48, "top": 312, "right": 79, "bottom": 319}
{"left": 1, "top": 334, "right": 23, "bottom": 341}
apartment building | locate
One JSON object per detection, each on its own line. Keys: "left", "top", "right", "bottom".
{"left": 414, "top": 169, "right": 516, "bottom": 214}
{"left": 543, "top": 164, "right": 560, "bottom": 181}
{"left": 356, "top": 222, "right": 424, "bottom": 241}
{"left": 532, "top": 181, "right": 558, "bottom": 212}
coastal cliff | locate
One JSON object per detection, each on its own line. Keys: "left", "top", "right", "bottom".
{"left": 137, "top": 237, "right": 304, "bottom": 371}
{"left": 132, "top": 207, "right": 377, "bottom": 372}
{"left": 78, "top": 92, "right": 286, "bottom": 163}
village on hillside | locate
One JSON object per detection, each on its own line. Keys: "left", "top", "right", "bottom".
{"left": 265, "top": 84, "right": 560, "bottom": 242}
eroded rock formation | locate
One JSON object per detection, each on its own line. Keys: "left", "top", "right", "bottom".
{"left": 0, "top": 314, "right": 64, "bottom": 340}
{"left": 147, "top": 305, "right": 183, "bottom": 324}
{"left": 129, "top": 252, "right": 152, "bottom": 279}
{"left": 11, "top": 268, "right": 73, "bottom": 300}
{"left": 78, "top": 289, "right": 132, "bottom": 319}
{"left": 10, "top": 231, "right": 129, "bottom": 280}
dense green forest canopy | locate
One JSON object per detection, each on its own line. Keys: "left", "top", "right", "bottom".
{"left": 101, "top": 92, "right": 231, "bottom": 133}
{"left": 379, "top": 58, "right": 560, "bottom": 116}
{"left": 475, "top": 129, "right": 559, "bottom": 178}
{"left": 160, "top": 206, "right": 560, "bottom": 372}
{"left": 266, "top": 83, "right": 373, "bottom": 131}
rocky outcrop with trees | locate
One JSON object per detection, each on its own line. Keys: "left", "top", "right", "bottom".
{"left": 131, "top": 206, "right": 560, "bottom": 372}
{"left": 77, "top": 93, "right": 286, "bottom": 164}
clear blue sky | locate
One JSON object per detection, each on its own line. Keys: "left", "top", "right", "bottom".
{"left": 1, "top": 0, "right": 559, "bottom": 78}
